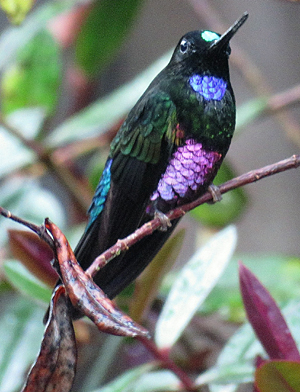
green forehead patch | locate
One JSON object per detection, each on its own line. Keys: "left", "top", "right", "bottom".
{"left": 201, "top": 30, "right": 219, "bottom": 42}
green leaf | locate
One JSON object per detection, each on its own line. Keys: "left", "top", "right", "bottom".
{"left": 1, "top": 30, "right": 61, "bottom": 115}
{"left": 7, "top": 106, "right": 46, "bottom": 137}
{"left": 0, "top": 177, "right": 66, "bottom": 246}
{"left": 132, "top": 370, "right": 180, "bottom": 392}
{"left": 75, "top": 0, "right": 143, "bottom": 76}
{"left": 155, "top": 226, "right": 237, "bottom": 349}
{"left": 47, "top": 50, "right": 171, "bottom": 147}
{"left": 88, "top": 153, "right": 108, "bottom": 191}
{"left": 0, "top": 0, "right": 80, "bottom": 71}
{"left": 0, "top": 127, "right": 34, "bottom": 177}
{"left": 202, "top": 254, "right": 300, "bottom": 322}
{"left": 198, "top": 363, "right": 255, "bottom": 388}
{"left": 196, "top": 322, "right": 261, "bottom": 390}
{"left": 190, "top": 163, "right": 247, "bottom": 227}
{"left": 81, "top": 335, "right": 123, "bottom": 391}
{"left": 196, "top": 300, "right": 300, "bottom": 391}
{"left": 4, "top": 260, "right": 52, "bottom": 304}
{"left": 0, "top": 295, "right": 45, "bottom": 392}
{"left": 0, "top": 0, "right": 34, "bottom": 24}
{"left": 256, "top": 361, "right": 300, "bottom": 392}
{"left": 130, "top": 229, "right": 185, "bottom": 323}
{"left": 161, "top": 254, "right": 300, "bottom": 323}
{"left": 236, "top": 97, "right": 268, "bottom": 132}
{"left": 91, "top": 363, "right": 155, "bottom": 392}
{"left": 281, "top": 300, "right": 300, "bottom": 349}
{"left": 0, "top": 108, "right": 46, "bottom": 178}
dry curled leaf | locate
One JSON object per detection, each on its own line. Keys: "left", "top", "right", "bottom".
{"left": 21, "top": 286, "right": 77, "bottom": 392}
{"left": 46, "top": 219, "right": 150, "bottom": 339}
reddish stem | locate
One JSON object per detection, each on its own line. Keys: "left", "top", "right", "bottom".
{"left": 138, "top": 336, "right": 197, "bottom": 391}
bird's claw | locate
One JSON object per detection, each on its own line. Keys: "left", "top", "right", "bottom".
{"left": 155, "top": 210, "right": 172, "bottom": 231}
{"left": 208, "top": 184, "right": 222, "bottom": 203}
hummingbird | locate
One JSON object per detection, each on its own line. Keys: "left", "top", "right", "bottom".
{"left": 74, "top": 13, "right": 248, "bottom": 300}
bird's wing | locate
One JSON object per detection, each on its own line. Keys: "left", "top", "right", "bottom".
{"left": 74, "top": 92, "right": 177, "bottom": 294}
{"left": 109, "top": 91, "right": 177, "bottom": 196}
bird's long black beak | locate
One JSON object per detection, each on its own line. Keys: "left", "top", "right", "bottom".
{"left": 209, "top": 12, "right": 248, "bottom": 51}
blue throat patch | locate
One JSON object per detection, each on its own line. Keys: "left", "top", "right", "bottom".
{"left": 189, "top": 75, "right": 227, "bottom": 101}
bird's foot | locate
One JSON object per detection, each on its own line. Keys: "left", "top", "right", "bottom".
{"left": 155, "top": 210, "right": 172, "bottom": 231}
{"left": 208, "top": 184, "right": 222, "bottom": 204}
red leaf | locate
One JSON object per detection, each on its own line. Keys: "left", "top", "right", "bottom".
{"left": 255, "top": 360, "right": 300, "bottom": 392}
{"left": 255, "top": 355, "right": 267, "bottom": 368}
{"left": 8, "top": 230, "right": 57, "bottom": 286}
{"left": 239, "top": 262, "right": 300, "bottom": 361}
{"left": 45, "top": 219, "right": 150, "bottom": 339}
{"left": 21, "top": 286, "right": 77, "bottom": 392}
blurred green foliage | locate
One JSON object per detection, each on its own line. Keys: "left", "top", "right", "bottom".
{"left": 1, "top": 31, "right": 61, "bottom": 115}
{"left": 76, "top": 0, "right": 143, "bottom": 76}
{"left": 0, "top": 0, "right": 34, "bottom": 24}
{"left": 0, "top": 2, "right": 298, "bottom": 392}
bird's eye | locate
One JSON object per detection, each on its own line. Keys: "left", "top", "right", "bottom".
{"left": 180, "top": 39, "right": 189, "bottom": 53}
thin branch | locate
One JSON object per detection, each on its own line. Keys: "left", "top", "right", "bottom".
{"left": 1, "top": 155, "right": 299, "bottom": 275}
{"left": 0, "top": 206, "right": 54, "bottom": 250}
{"left": 86, "top": 154, "right": 300, "bottom": 277}
{"left": 138, "top": 336, "right": 197, "bottom": 391}
{"left": 0, "top": 115, "right": 90, "bottom": 212}
{"left": 268, "top": 84, "right": 300, "bottom": 112}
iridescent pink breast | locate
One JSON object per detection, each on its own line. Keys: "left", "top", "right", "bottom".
{"left": 151, "top": 139, "right": 222, "bottom": 204}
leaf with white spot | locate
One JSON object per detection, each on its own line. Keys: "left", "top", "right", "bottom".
{"left": 0, "top": 108, "right": 46, "bottom": 178}
{"left": 0, "top": 176, "right": 66, "bottom": 246}
{"left": 155, "top": 226, "right": 237, "bottom": 349}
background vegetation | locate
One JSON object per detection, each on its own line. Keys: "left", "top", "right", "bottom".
{"left": 0, "top": 1, "right": 300, "bottom": 391}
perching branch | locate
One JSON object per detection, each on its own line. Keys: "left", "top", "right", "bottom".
{"left": 85, "top": 154, "right": 300, "bottom": 277}
{"left": 1, "top": 154, "right": 300, "bottom": 276}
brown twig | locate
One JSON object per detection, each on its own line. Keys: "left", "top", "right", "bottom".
{"left": 2, "top": 155, "right": 299, "bottom": 274}
{"left": 138, "top": 336, "right": 197, "bottom": 391}
{"left": 0, "top": 206, "right": 54, "bottom": 250}
{"left": 86, "top": 154, "right": 300, "bottom": 277}
{"left": 2, "top": 154, "right": 299, "bottom": 276}
{"left": 0, "top": 115, "right": 90, "bottom": 212}
{"left": 1, "top": 154, "right": 300, "bottom": 275}
{"left": 268, "top": 84, "right": 300, "bottom": 112}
